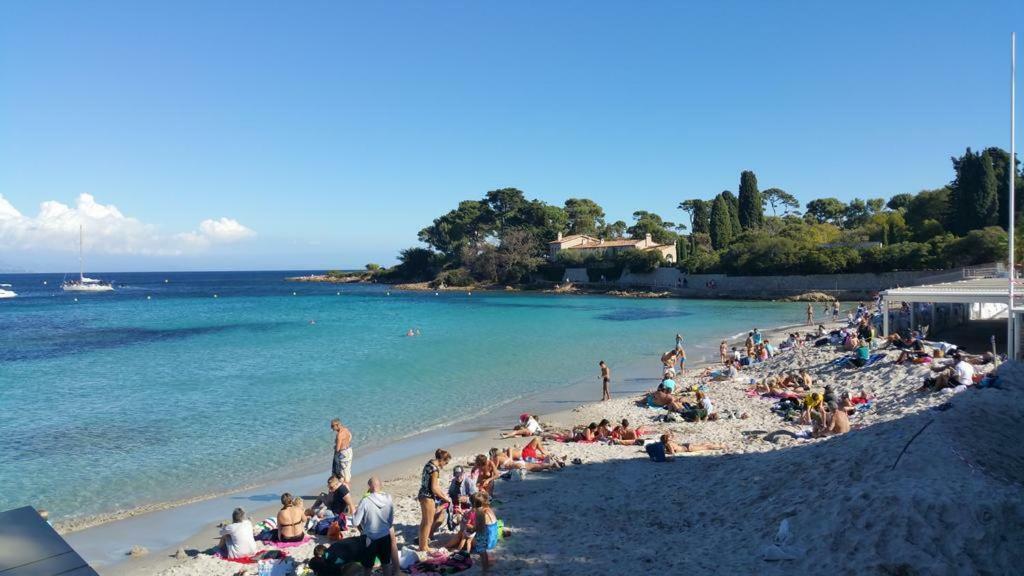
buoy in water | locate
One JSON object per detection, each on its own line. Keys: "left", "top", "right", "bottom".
{"left": 292, "top": 291, "right": 297, "bottom": 296}
{"left": 73, "top": 298, "right": 78, "bottom": 302}
{"left": 213, "top": 294, "right": 218, "bottom": 298}
{"left": 164, "top": 279, "right": 169, "bottom": 283}
{"left": 336, "top": 292, "right": 340, "bottom": 295}
{"left": 146, "top": 295, "right": 151, "bottom": 300}
{"left": 434, "top": 292, "right": 439, "bottom": 296}
{"left": 43, "top": 280, "right": 48, "bottom": 285}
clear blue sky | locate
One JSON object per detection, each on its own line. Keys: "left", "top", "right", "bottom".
{"left": 1, "top": 0, "right": 1021, "bottom": 271}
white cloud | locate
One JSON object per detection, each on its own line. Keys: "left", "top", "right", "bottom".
{"left": 0, "top": 193, "right": 256, "bottom": 255}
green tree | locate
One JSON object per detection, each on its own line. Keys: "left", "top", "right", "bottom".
{"left": 599, "top": 220, "right": 628, "bottom": 238}
{"left": 904, "top": 188, "right": 951, "bottom": 239}
{"left": 395, "top": 247, "right": 443, "bottom": 281}
{"left": 709, "top": 194, "right": 733, "bottom": 249}
{"left": 761, "top": 188, "right": 799, "bottom": 216}
{"left": 804, "top": 198, "right": 847, "bottom": 225}
{"left": 483, "top": 187, "right": 529, "bottom": 231}
{"left": 417, "top": 200, "right": 491, "bottom": 257}
{"left": 949, "top": 148, "right": 998, "bottom": 235}
{"left": 563, "top": 198, "right": 606, "bottom": 235}
{"left": 737, "top": 171, "right": 764, "bottom": 229}
{"left": 887, "top": 193, "right": 914, "bottom": 212}
{"left": 678, "top": 199, "right": 711, "bottom": 234}
{"left": 721, "top": 190, "right": 742, "bottom": 233}
{"left": 627, "top": 211, "right": 678, "bottom": 244}
{"left": 986, "top": 146, "right": 1024, "bottom": 230}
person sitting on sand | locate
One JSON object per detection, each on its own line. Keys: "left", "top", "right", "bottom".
{"left": 595, "top": 419, "right": 614, "bottom": 440}
{"left": 573, "top": 422, "right": 599, "bottom": 442}
{"left": 500, "top": 414, "right": 543, "bottom": 439}
{"left": 650, "top": 386, "right": 685, "bottom": 411}
{"left": 219, "top": 507, "right": 260, "bottom": 559}
{"left": 660, "top": 431, "right": 726, "bottom": 455}
{"left": 473, "top": 454, "right": 499, "bottom": 495}
{"left": 448, "top": 465, "right": 478, "bottom": 511}
{"left": 948, "top": 352, "right": 975, "bottom": 387}
{"left": 694, "top": 390, "right": 718, "bottom": 422}
{"left": 276, "top": 493, "right": 306, "bottom": 542}
{"left": 850, "top": 340, "right": 871, "bottom": 368}
{"left": 310, "top": 476, "right": 354, "bottom": 521}
{"left": 813, "top": 402, "right": 851, "bottom": 437}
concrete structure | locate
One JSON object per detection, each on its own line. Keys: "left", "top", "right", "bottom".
{"left": 880, "top": 277, "right": 1022, "bottom": 358}
{"left": 0, "top": 506, "right": 99, "bottom": 575}
{"left": 549, "top": 233, "right": 676, "bottom": 263}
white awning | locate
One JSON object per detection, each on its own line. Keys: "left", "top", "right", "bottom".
{"left": 881, "top": 278, "right": 1020, "bottom": 305}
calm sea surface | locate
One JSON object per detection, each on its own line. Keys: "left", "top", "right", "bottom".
{"left": 0, "top": 271, "right": 804, "bottom": 522}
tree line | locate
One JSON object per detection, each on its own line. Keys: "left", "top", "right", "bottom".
{"left": 368, "top": 146, "right": 1022, "bottom": 285}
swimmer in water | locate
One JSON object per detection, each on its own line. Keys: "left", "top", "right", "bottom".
{"left": 406, "top": 329, "right": 416, "bottom": 337}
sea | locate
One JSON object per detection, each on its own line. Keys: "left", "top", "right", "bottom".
{"left": 0, "top": 270, "right": 806, "bottom": 526}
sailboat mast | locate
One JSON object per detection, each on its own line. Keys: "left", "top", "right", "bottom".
{"left": 79, "top": 225, "right": 84, "bottom": 282}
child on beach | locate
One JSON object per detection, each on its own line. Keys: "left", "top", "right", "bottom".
{"left": 471, "top": 492, "right": 499, "bottom": 574}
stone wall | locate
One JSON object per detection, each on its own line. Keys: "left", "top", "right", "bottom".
{"left": 563, "top": 266, "right": 966, "bottom": 300}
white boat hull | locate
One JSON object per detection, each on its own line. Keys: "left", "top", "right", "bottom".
{"left": 0, "top": 289, "right": 15, "bottom": 299}
{"left": 62, "top": 283, "right": 114, "bottom": 292}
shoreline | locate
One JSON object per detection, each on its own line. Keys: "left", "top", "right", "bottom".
{"left": 69, "top": 316, "right": 807, "bottom": 573}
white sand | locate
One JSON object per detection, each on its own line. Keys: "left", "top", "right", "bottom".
{"left": 111, "top": 323, "right": 1024, "bottom": 575}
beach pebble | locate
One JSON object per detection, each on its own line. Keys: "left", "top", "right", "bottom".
{"left": 127, "top": 545, "right": 148, "bottom": 557}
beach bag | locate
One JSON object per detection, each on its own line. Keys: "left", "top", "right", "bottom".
{"left": 645, "top": 441, "right": 667, "bottom": 462}
{"left": 327, "top": 520, "right": 343, "bottom": 542}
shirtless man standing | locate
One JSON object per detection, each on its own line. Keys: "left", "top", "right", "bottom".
{"left": 330, "top": 418, "right": 353, "bottom": 484}
{"left": 599, "top": 360, "right": 611, "bottom": 401}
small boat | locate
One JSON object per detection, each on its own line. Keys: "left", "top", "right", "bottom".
{"left": 0, "top": 287, "right": 15, "bottom": 299}
{"left": 62, "top": 226, "right": 114, "bottom": 293}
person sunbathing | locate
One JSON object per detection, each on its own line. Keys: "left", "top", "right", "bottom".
{"left": 500, "top": 444, "right": 562, "bottom": 471}
{"left": 610, "top": 419, "right": 640, "bottom": 445}
{"left": 595, "top": 419, "right": 614, "bottom": 440}
{"left": 574, "top": 422, "right": 598, "bottom": 442}
{"left": 799, "top": 369, "right": 813, "bottom": 390}
{"left": 500, "top": 414, "right": 543, "bottom": 438}
{"left": 660, "top": 432, "right": 726, "bottom": 455}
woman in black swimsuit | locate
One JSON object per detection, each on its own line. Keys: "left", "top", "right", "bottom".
{"left": 276, "top": 493, "right": 306, "bottom": 542}
{"left": 417, "top": 449, "right": 452, "bottom": 553}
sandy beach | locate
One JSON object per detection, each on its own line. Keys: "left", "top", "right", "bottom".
{"left": 81, "top": 317, "right": 1024, "bottom": 576}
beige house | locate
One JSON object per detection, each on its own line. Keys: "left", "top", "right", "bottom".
{"left": 548, "top": 232, "right": 677, "bottom": 263}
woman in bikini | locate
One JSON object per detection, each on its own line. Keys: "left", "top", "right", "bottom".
{"left": 610, "top": 419, "right": 640, "bottom": 445}
{"left": 660, "top": 431, "right": 726, "bottom": 455}
{"left": 275, "top": 493, "right": 306, "bottom": 542}
{"left": 417, "top": 449, "right": 452, "bottom": 553}
{"left": 473, "top": 453, "right": 498, "bottom": 495}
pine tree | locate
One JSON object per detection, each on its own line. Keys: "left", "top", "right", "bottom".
{"left": 737, "top": 171, "right": 764, "bottom": 229}
{"left": 950, "top": 148, "right": 999, "bottom": 235}
{"left": 721, "top": 190, "right": 742, "bottom": 234}
{"left": 977, "top": 149, "right": 999, "bottom": 229}
{"left": 709, "top": 194, "right": 733, "bottom": 249}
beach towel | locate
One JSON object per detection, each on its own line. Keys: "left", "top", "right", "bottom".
{"left": 865, "top": 353, "right": 886, "bottom": 366}
{"left": 410, "top": 550, "right": 473, "bottom": 575}
{"left": 211, "top": 548, "right": 289, "bottom": 565}
{"left": 855, "top": 401, "right": 873, "bottom": 413}
{"left": 268, "top": 536, "right": 310, "bottom": 549}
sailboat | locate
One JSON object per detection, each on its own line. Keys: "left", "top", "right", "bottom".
{"left": 62, "top": 225, "right": 114, "bottom": 292}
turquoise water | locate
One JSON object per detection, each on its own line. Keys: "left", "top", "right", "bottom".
{"left": 0, "top": 271, "right": 804, "bottom": 523}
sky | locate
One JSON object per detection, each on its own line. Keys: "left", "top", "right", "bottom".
{"left": 1, "top": 0, "right": 1022, "bottom": 272}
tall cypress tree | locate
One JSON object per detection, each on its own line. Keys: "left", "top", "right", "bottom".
{"left": 738, "top": 171, "right": 763, "bottom": 229}
{"left": 951, "top": 148, "right": 999, "bottom": 235}
{"left": 691, "top": 200, "right": 711, "bottom": 235}
{"left": 721, "top": 190, "right": 742, "bottom": 235}
{"left": 977, "top": 149, "right": 999, "bottom": 228}
{"left": 709, "top": 194, "right": 733, "bottom": 249}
